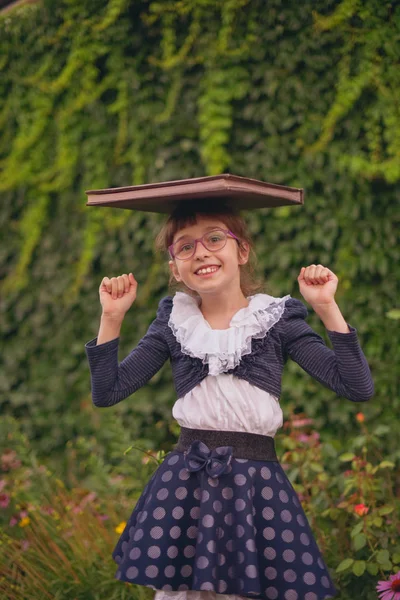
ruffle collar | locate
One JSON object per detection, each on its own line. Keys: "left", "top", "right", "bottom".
{"left": 168, "top": 291, "right": 291, "bottom": 375}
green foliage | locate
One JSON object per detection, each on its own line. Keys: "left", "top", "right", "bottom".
{"left": 310, "top": 0, "right": 400, "bottom": 182}
{"left": 0, "top": 0, "right": 398, "bottom": 484}
{"left": 1, "top": 413, "right": 400, "bottom": 599}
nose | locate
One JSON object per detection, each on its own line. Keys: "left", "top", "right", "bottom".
{"left": 193, "top": 239, "right": 211, "bottom": 259}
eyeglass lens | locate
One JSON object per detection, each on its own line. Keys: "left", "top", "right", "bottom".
{"left": 174, "top": 229, "right": 227, "bottom": 259}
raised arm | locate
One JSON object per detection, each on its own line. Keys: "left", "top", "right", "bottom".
{"left": 281, "top": 297, "right": 374, "bottom": 402}
{"left": 85, "top": 297, "right": 172, "bottom": 407}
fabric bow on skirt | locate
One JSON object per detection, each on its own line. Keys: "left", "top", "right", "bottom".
{"left": 183, "top": 440, "right": 233, "bottom": 478}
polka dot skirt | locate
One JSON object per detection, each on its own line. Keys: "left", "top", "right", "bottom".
{"left": 112, "top": 449, "right": 338, "bottom": 600}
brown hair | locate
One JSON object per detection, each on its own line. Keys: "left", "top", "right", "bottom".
{"left": 154, "top": 198, "right": 267, "bottom": 300}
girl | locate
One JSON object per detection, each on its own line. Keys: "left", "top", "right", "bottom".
{"left": 85, "top": 199, "right": 374, "bottom": 600}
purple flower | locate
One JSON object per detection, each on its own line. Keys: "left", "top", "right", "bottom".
{"left": 376, "top": 570, "right": 400, "bottom": 600}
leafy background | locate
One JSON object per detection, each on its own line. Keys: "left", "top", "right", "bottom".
{"left": 0, "top": 2, "right": 399, "bottom": 596}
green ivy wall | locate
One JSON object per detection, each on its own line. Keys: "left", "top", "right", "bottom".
{"left": 0, "top": 0, "right": 398, "bottom": 460}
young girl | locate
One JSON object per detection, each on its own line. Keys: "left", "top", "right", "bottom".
{"left": 85, "top": 199, "right": 374, "bottom": 600}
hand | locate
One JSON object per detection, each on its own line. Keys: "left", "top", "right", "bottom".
{"left": 99, "top": 273, "right": 138, "bottom": 319}
{"left": 297, "top": 264, "right": 338, "bottom": 307}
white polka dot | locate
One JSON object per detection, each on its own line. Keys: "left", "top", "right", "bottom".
{"left": 138, "top": 510, "right": 148, "bottom": 522}
{"left": 175, "top": 487, "right": 188, "bottom": 500}
{"left": 264, "top": 546, "right": 276, "bottom": 560}
{"left": 200, "top": 582, "right": 214, "bottom": 590}
{"left": 284, "top": 569, "right": 297, "bottom": 583}
{"left": 167, "top": 545, "right": 178, "bottom": 558}
{"left": 150, "top": 526, "right": 163, "bottom": 539}
{"left": 164, "top": 565, "right": 175, "bottom": 577}
{"left": 148, "top": 546, "right": 161, "bottom": 559}
{"left": 265, "top": 566, "right": 277, "bottom": 579}
{"left": 263, "top": 527, "right": 275, "bottom": 540}
{"left": 280, "top": 509, "right": 293, "bottom": 522}
{"left": 303, "top": 572, "right": 316, "bottom": 585}
{"left": 284, "top": 590, "right": 298, "bottom": 600}
{"left": 297, "top": 514, "right": 305, "bottom": 526}
{"left": 202, "top": 514, "right": 215, "bottom": 527}
{"left": 145, "top": 565, "right": 158, "bottom": 578}
{"left": 184, "top": 545, "right": 196, "bottom": 558}
{"left": 300, "top": 532, "right": 310, "bottom": 545}
{"left": 157, "top": 488, "right": 169, "bottom": 500}
{"left": 170, "top": 525, "right": 181, "bottom": 539}
{"left": 261, "top": 467, "right": 272, "bottom": 479}
{"left": 197, "top": 556, "right": 209, "bottom": 568}
{"left": 266, "top": 586, "right": 278, "bottom": 599}
{"left": 129, "top": 547, "right": 141, "bottom": 560}
{"left": 126, "top": 566, "right": 138, "bottom": 579}
{"left": 153, "top": 507, "right": 165, "bottom": 520}
{"left": 321, "top": 575, "right": 330, "bottom": 588}
{"left": 187, "top": 526, "right": 198, "bottom": 538}
{"left": 222, "top": 487, "right": 233, "bottom": 499}
{"left": 201, "top": 489, "right": 210, "bottom": 502}
{"left": 224, "top": 513, "right": 233, "bottom": 525}
{"left": 262, "top": 486, "right": 274, "bottom": 500}
{"left": 133, "top": 528, "right": 144, "bottom": 541}
{"left": 181, "top": 564, "right": 192, "bottom": 577}
{"left": 283, "top": 549, "right": 296, "bottom": 562}
{"left": 246, "top": 539, "right": 256, "bottom": 552}
{"left": 234, "top": 474, "right": 247, "bottom": 485}
{"left": 235, "top": 498, "right": 246, "bottom": 511}
{"left": 282, "top": 529, "right": 294, "bottom": 543}
{"left": 302, "top": 552, "right": 313, "bottom": 565}
{"left": 167, "top": 454, "right": 179, "bottom": 465}
{"left": 263, "top": 506, "right": 275, "bottom": 520}
{"left": 172, "top": 506, "right": 184, "bottom": 519}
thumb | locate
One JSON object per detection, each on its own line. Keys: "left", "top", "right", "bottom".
{"left": 298, "top": 267, "right": 305, "bottom": 281}
{"left": 129, "top": 273, "right": 137, "bottom": 286}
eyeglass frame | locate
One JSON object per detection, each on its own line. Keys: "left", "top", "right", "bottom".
{"left": 168, "top": 228, "right": 241, "bottom": 261}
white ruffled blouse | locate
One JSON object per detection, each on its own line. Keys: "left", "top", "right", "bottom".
{"left": 155, "top": 292, "right": 290, "bottom": 600}
{"left": 169, "top": 291, "right": 291, "bottom": 439}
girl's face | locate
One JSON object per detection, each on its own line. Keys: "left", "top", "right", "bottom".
{"left": 168, "top": 216, "right": 250, "bottom": 296}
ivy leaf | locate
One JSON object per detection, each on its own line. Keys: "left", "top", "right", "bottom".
{"left": 336, "top": 558, "right": 354, "bottom": 573}
{"left": 352, "top": 561, "right": 366, "bottom": 576}
{"left": 378, "top": 506, "right": 394, "bottom": 516}
{"left": 353, "top": 533, "right": 367, "bottom": 551}
{"left": 377, "top": 550, "right": 390, "bottom": 565}
{"left": 339, "top": 452, "right": 355, "bottom": 462}
{"left": 350, "top": 522, "right": 364, "bottom": 538}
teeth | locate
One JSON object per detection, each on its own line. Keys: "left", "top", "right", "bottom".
{"left": 197, "top": 266, "right": 219, "bottom": 275}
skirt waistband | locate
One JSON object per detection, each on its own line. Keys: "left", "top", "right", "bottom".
{"left": 174, "top": 426, "right": 278, "bottom": 461}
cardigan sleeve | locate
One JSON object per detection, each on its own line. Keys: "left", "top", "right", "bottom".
{"left": 281, "top": 297, "right": 374, "bottom": 402}
{"left": 84, "top": 296, "right": 172, "bottom": 407}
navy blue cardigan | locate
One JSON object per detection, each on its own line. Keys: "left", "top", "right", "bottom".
{"left": 85, "top": 296, "right": 374, "bottom": 408}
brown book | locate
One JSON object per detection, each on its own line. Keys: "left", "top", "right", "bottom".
{"left": 85, "top": 173, "right": 304, "bottom": 214}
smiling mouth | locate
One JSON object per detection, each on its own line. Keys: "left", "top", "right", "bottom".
{"left": 195, "top": 266, "right": 221, "bottom": 276}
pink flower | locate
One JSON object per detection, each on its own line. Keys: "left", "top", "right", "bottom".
{"left": 0, "top": 493, "right": 10, "bottom": 508}
{"left": 376, "top": 570, "right": 400, "bottom": 600}
{"left": 292, "top": 418, "right": 314, "bottom": 428}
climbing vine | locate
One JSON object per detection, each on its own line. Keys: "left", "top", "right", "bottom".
{"left": 0, "top": 0, "right": 398, "bottom": 457}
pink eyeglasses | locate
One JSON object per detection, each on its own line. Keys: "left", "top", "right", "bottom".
{"left": 169, "top": 228, "right": 240, "bottom": 260}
